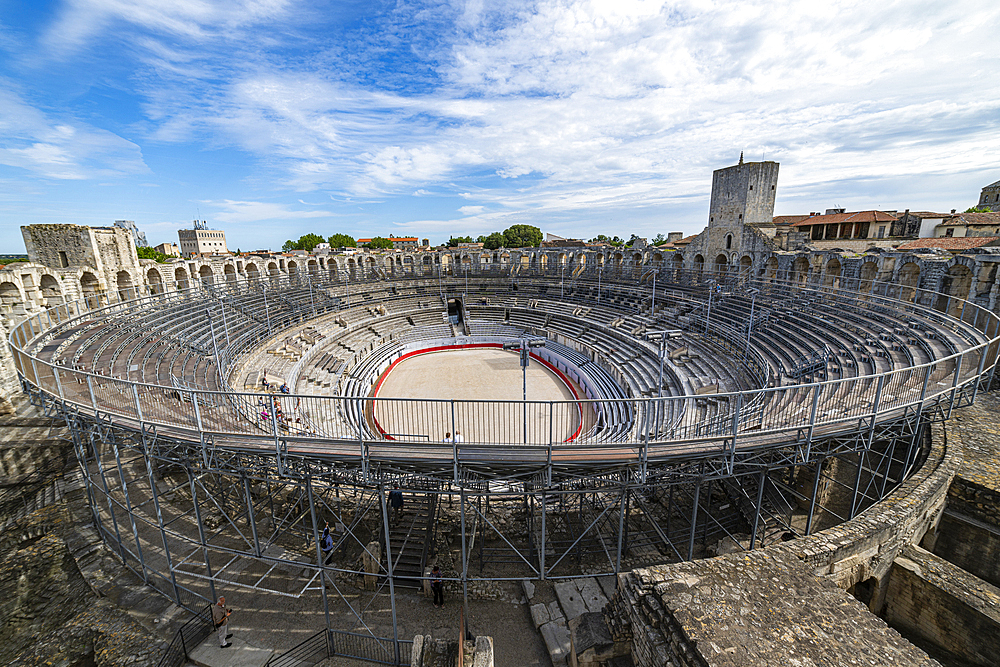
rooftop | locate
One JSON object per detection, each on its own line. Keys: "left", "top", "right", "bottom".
{"left": 897, "top": 237, "right": 1000, "bottom": 251}
{"left": 791, "top": 211, "right": 897, "bottom": 227}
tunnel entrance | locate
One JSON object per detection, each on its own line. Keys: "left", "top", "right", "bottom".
{"left": 447, "top": 297, "right": 464, "bottom": 325}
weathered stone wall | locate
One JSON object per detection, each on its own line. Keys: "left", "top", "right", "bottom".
{"left": 884, "top": 544, "right": 1000, "bottom": 667}
{"left": 927, "top": 510, "right": 1000, "bottom": 589}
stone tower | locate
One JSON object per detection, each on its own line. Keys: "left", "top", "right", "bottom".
{"left": 697, "top": 157, "right": 780, "bottom": 260}
{"left": 977, "top": 179, "right": 1000, "bottom": 212}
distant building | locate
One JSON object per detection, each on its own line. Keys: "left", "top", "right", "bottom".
{"left": 897, "top": 236, "right": 1000, "bottom": 252}
{"left": 178, "top": 221, "right": 228, "bottom": 257}
{"left": 457, "top": 242, "right": 484, "bottom": 249}
{"left": 390, "top": 237, "right": 419, "bottom": 249}
{"left": 977, "top": 179, "right": 1000, "bottom": 212}
{"left": 114, "top": 220, "right": 148, "bottom": 248}
{"left": 934, "top": 212, "right": 1000, "bottom": 238}
{"left": 154, "top": 242, "right": 180, "bottom": 257}
{"left": 541, "top": 234, "right": 587, "bottom": 248}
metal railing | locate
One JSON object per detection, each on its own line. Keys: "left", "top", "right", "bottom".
{"left": 265, "top": 629, "right": 412, "bottom": 667}
{"left": 8, "top": 266, "right": 1000, "bottom": 473}
{"left": 155, "top": 604, "right": 213, "bottom": 667}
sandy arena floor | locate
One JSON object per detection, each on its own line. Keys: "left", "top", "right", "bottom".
{"left": 372, "top": 348, "right": 587, "bottom": 444}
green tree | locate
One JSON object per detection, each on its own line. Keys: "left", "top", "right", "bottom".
{"left": 136, "top": 246, "right": 169, "bottom": 262}
{"left": 652, "top": 233, "right": 667, "bottom": 245}
{"left": 366, "top": 237, "right": 394, "bottom": 249}
{"left": 483, "top": 231, "right": 505, "bottom": 250}
{"left": 502, "top": 224, "right": 542, "bottom": 248}
{"left": 447, "top": 235, "right": 475, "bottom": 247}
{"left": 296, "top": 233, "right": 325, "bottom": 252}
{"left": 328, "top": 233, "right": 357, "bottom": 248}
{"left": 965, "top": 206, "right": 991, "bottom": 213}
{"left": 588, "top": 234, "right": 624, "bottom": 247}
{"left": 282, "top": 239, "right": 297, "bottom": 252}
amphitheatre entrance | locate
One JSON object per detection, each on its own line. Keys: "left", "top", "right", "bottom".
{"left": 372, "top": 347, "right": 586, "bottom": 443}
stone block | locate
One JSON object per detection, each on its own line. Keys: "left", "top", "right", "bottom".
{"left": 576, "top": 577, "right": 609, "bottom": 613}
{"left": 410, "top": 634, "right": 425, "bottom": 667}
{"left": 548, "top": 600, "right": 564, "bottom": 622}
{"left": 555, "top": 580, "right": 589, "bottom": 621}
{"left": 540, "top": 617, "right": 571, "bottom": 667}
{"left": 530, "top": 602, "right": 550, "bottom": 629}
{"left": 472, "top": 636, "right": 494, "bottom": 667}
{"left": 569, "top": 612, "right": 615, "bottom": 667}
{"left": 521, "top": 579, "right": 535, "bottom": 601}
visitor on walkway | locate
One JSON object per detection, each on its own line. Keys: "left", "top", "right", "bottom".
{"left": 261, "top": 372, "right": 269, "bottom": 390}
{"left": 431, "top": 566, "right": 444, "bottom": 608}
{"left": 321, "top": 521, "right": 335, "bottom": 565}
{"left": 279, "top": 382, "right": 289, "bottom": 394}
{"left": 389, "top": 485, "right": 404, "bottom": 525}
{"left": 442, "top": 432, "right": 452, "bottom": 443}
{"left": 212, "top": 596, "right": 233, "bottom": 648}
{"left": 453, "top": 431, "right": 464, "bottom": 444}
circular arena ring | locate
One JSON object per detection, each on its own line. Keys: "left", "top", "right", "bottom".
{"left": 9, "top": 260, "right": 1000, "bottom": 656}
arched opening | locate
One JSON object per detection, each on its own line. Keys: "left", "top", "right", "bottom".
{"left": 0, "top": 281, "right": 23, "bottom": 313}
{"left": 976, "top": 263, "right": 996, "bottom": 298}
{"left": 117, "top": 270, "right": 134, "bottom": 301}
{"left": 174, "top": 267, "right": 189, "bottom": 291}
{"left": 824, "top": 257, "right": 842, "bottom": 290}
{"left": 492, "top": 252, "right": 500, "bottom": 264}
{"left": 791, "top": 257, "right": 810, "bottom": 287}
{"left": 714, "top": 254, "right": 728, "bottom": 275}
{"left": 367, "top": 257, "right": 377, "bottom": 277}
{"left": 764, "top": 257, "right": 778, "bottom": 282}
{"left": 596, "top": 254, "right": 605, "bottom": 267}
{"left": 898, "top": 262, "right": 920, "bottom": 302}
{"left": 224, "top": 264, "right": 237, "bottom": 284}
{"left": 246, "top": 263, "right": 260, "bottom": 282}
{"left": 423, "top": 255, "right": 432, "bottom": 275}
{"left": 740, "top": 255, "right": 752, "bottom": 273}
{"left": 146, "top": 268, "right": 164, "bottom": 295}
{"left": 671, "top": 252, "right": 684, "bottom": 280}
{"left": 481, "top": 253, "right": 491, "bottom": 265}
{"left": 693, "top": 254, "right": 705, "bottom": 278}
{"left": 347, "top": 258, "right": 357, "bottom": 278}
{"left": 540, "top": 254, "right": 548, "bottom": 270}
{"left": 287, "top": 260, "right": 298, "bottom": 279}
{"left": 39, "top": 274, "right": 62, "bottom": 306}
{"left": 442, "top": 254, "right": 453, "bottom": 275}
{"left": 613, "top": 252, "right": 623, "bottom": 269}
{"left": 198, "top": 265, "right": 213, "bottom": 286}
{"left": 940, "top": 264, "right": 973, "bottom": 316}
{"left": 577, "top": 253, "right": 587, "bottom": 268}
{"left": 726, "top": 234, "right": 733, "bottom": 250}
{"left": 267, "top": 261, "right": 279, "bottom": 277}
{"left": 501, "top": 252, "right": 510, "bottom": 266}
{"left": 307, "top": 259, "right": 318, "bottom": 277}
{"left": 558, "top": 252, "right": 567, "bottom": 266}
{"left": 652, "top": 253, "right": 663, "bottom": 266}
{"left": 859, "top": 261, "right": 878, "bottom": 294}
{"left": 848, "top": 576, "right": 879, "bottom": 610}
{"left": 632, "top": 252, "right": 642, "bottom": 266}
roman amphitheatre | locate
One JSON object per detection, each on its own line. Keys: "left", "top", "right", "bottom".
{"left": 2, "top": 159, "right": 1000, "bottom": 667}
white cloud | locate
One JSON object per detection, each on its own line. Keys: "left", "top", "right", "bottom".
{"left": 459, "top": 205, "right": 484, "bottom": 215}
{"left": 0, "top": 86, "right": 148, "bottom": 179}
{"left": 205, "top": 199, "right": 333, "bottom": 223}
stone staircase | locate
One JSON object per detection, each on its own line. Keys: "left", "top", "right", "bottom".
{"left": 385, "top": 493, "right": 437, "bottom": 589}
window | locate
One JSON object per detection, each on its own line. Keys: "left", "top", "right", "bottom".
{"left": 59, "top": 251, "right": 68, "bottom": 268}
{"left": 877, "top": 226, "right": 886, "bottom": 239}
{"left": 945, "top": 228, "right": 954, "bottom": 237}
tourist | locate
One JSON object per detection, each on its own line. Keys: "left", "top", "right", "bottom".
{"left": 442, "top": 432, "right": 453, "bottom": 443}
{"left": 321, "top": 521, "right": 335, "bottom": 565}
{"left": 261, "top": 372, "right": 269, "bottom": 390}
{"left": 453, "top": 431, "right": 464, "bottom": 444}
{"left": 388, "top": 485, "right": 404, "bottom": 525}
{"left": 279, "top": 382, "right": 289, "bottom": 394}
{"left": 212, "top": 596, "right": 234, "bottom": 648}
{"left": 431, "top": 565, "right": 444, "bottom": 608}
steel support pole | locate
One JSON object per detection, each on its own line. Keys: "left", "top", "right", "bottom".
{"left": 308, "top": 477, "right": 333, "bottom": 641}
{"left": 93, "top": 432, "right": 128, "bottom": 564}
{"left": 805, "top": 459, "right": 824, "bottom": 536}
{"left": 188, "top": 468, "right": 217, "bottom": 603}
{"left": 947, "top": 356, "right": 964, "bottom": 418}
{"left": 615, "top": 485, "right": 626, "bottom": 574}
{"left": 849, "top": 451, "right": 866, "bottom": 520}
{"left": 111, "top": 437, "right": 147, "bottom": 583}
{"left": 687, "top": 478, "right": 701, "bottom": 561}
{"left": 244, "top": 476, "right": 261, "bottom": 558}
{"left": 459, "top": 487, "right": 470, "bottom": 616}
{"left": 749, "top": 470, "right": 767, "bottom": 550}
{"left": 143, "top": 439, "right": 182, "bottom": 605}
{"left": 540, "top": 490, "right": 546, "bottom": 580}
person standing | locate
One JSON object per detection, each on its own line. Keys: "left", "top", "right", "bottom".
{"left": 212, "top": 596, "right": 233, "bottom": 648}
{"left": 321, "top": 521, "right": 335, "bottom": 565}
{"left": 388, "top": 485, "right": 404, "bottom": 525}
{"left": 431, "top": 565, "right": 444, "bottom": 608}
{"left": 453, "top": 431, "right": 464, "bottom": 444}
{"left": 442, "top": 432, "right": 452, "bottom": 443}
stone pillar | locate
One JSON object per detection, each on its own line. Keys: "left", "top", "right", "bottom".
{"left": 363, "top": 540, "right": 380, "bottom": 591}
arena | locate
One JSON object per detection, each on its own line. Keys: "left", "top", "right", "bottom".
{"left": 4, "top": 160, "right": 1000, "bottom": 667}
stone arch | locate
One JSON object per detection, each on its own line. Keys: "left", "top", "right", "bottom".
{"left": 898, "top": 262, "right": 920, "bottom": 302}
{"left": 671, "top": 252, "right": 684, "bottom": 279}
{"left": 39, "top": 274, "right": 62, "bottom": 306}
{"left": 481, "top": 252, "right": 491, "bottom": 265}
{"left": 146, "top": 268, "right": 164, "bottom": 295}
{"left": 858, "top": 261, "right": 878, "bottom": 294}
{"left": 725, "top": 233, "right": 733, "bottom": 251}
{"left": 442, "top": 254, "right": 453, "bottom": 275}
{"left": 740, "top": 255, "right": 752, "bottom": 273}
{"left": 764, "top": 256, "right": 778, "bottom": 282}
{"left": 267, "top": 261, "right": 279, "bottom": 277}
{"left": 246, "top": 263, "right": 260, "bottom": 281}
{"left": 791, "top": 257, "right": 810, "bottom": 286}
{"left": 518, "top": 254, "right": 529, "bottom": 270}
{"left": 976, "top": 262, "right": 997, "bottom": 299}
{"left": 174, "top": 267, "right": 189, "bottom": 290}
{"left": 824, "top": 257, "right": 842, "bottom": 290}
{"left": 492, "top": 252, "right": 500, "bottom": 264}
{"left": 694, "top": 254, "right": 705, "bottom": 277}
{"left": 500, "top": 252, "right": 510, "bottom": 265}
{"left": 198, "top": 264, "right": 213, "bottom": 286}
{"left": 940, "top": 263, "right": 973, "bottom": 316}
{"left": 224, "top": 264, "right": 237, "bottom": 284}
{"left": 540, "top": 254, "right": 548, "bottom": 270}
{"left": 307, "top": 259, "right": 318, "bottom": 277}
{"left": 422, "top": 255, "right": 433, "bottom": 275}
{"left": 0, "top": 281, "right": 23, "bottom": 312}
{"left": 287, "top": 260, "right": 298, "bottom": 277}
{"left": 558, "top": 252, "right": 567, "bottom": 266}
{"left": 346, "top": 258, "right": 357, "bottom": 278}
{"left": 577, "top": 253, "right": 587, "bottom": 267}
{"left": 117, "top": 270, "right": 134, "bottom": 301}
{"left": 632, "top": 252, "right": 643, "bottom": 266}
{"left": 652, "top": 252, "right": 663, "bottom": 266}
{"left": 714, "top": 254, "right": 728, "bottom": 275}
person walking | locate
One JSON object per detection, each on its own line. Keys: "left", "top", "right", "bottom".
{"left": 321, "top": 521, "right": 335, "bottom": 565}
{"left": 431, "top": 565, "right": 444, "bottom": 608}
{"left": 212, "top": 596, "right": 233, "bottom": 648}
{"left": 388, "top": 486, "right": 404, "bottom": 525}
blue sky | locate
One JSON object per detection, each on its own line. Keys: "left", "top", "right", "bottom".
{"left": 1, "top": 0, "right": 999, "bottom": 252}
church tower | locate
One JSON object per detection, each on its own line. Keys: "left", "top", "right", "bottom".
{"left": 708, "top": 156, "right": 780, "bottom": 231}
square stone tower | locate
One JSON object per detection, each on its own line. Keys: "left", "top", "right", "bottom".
{"left": 708, "top": 156, "right": 780, "bottom": 231}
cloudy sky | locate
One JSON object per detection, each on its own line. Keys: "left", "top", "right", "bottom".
{"left": 2, "top": 0, "right": 999, "bottom": 252}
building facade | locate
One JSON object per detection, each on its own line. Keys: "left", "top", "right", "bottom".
{"left": 178, "top": 225, "right": 229, "bottom": 257}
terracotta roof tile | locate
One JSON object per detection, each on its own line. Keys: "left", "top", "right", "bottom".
{"left": 897, "top": 237, "right": 1000, "bottom": 251}
{"left": 940, "top": 212, "right": 1000, "bottom": 226}
{"left": 790, "top": 211, "right": 897, "bottom": 227}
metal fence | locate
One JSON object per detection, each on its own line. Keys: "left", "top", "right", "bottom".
{"left": 155, "top": 604, "right": 213, "bottom": 667}
{"left": 265, "top": 629, "right": 412, "bottom": 667}
{"left": 8, "top": 266, "right": 1000, "bottom": 476}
